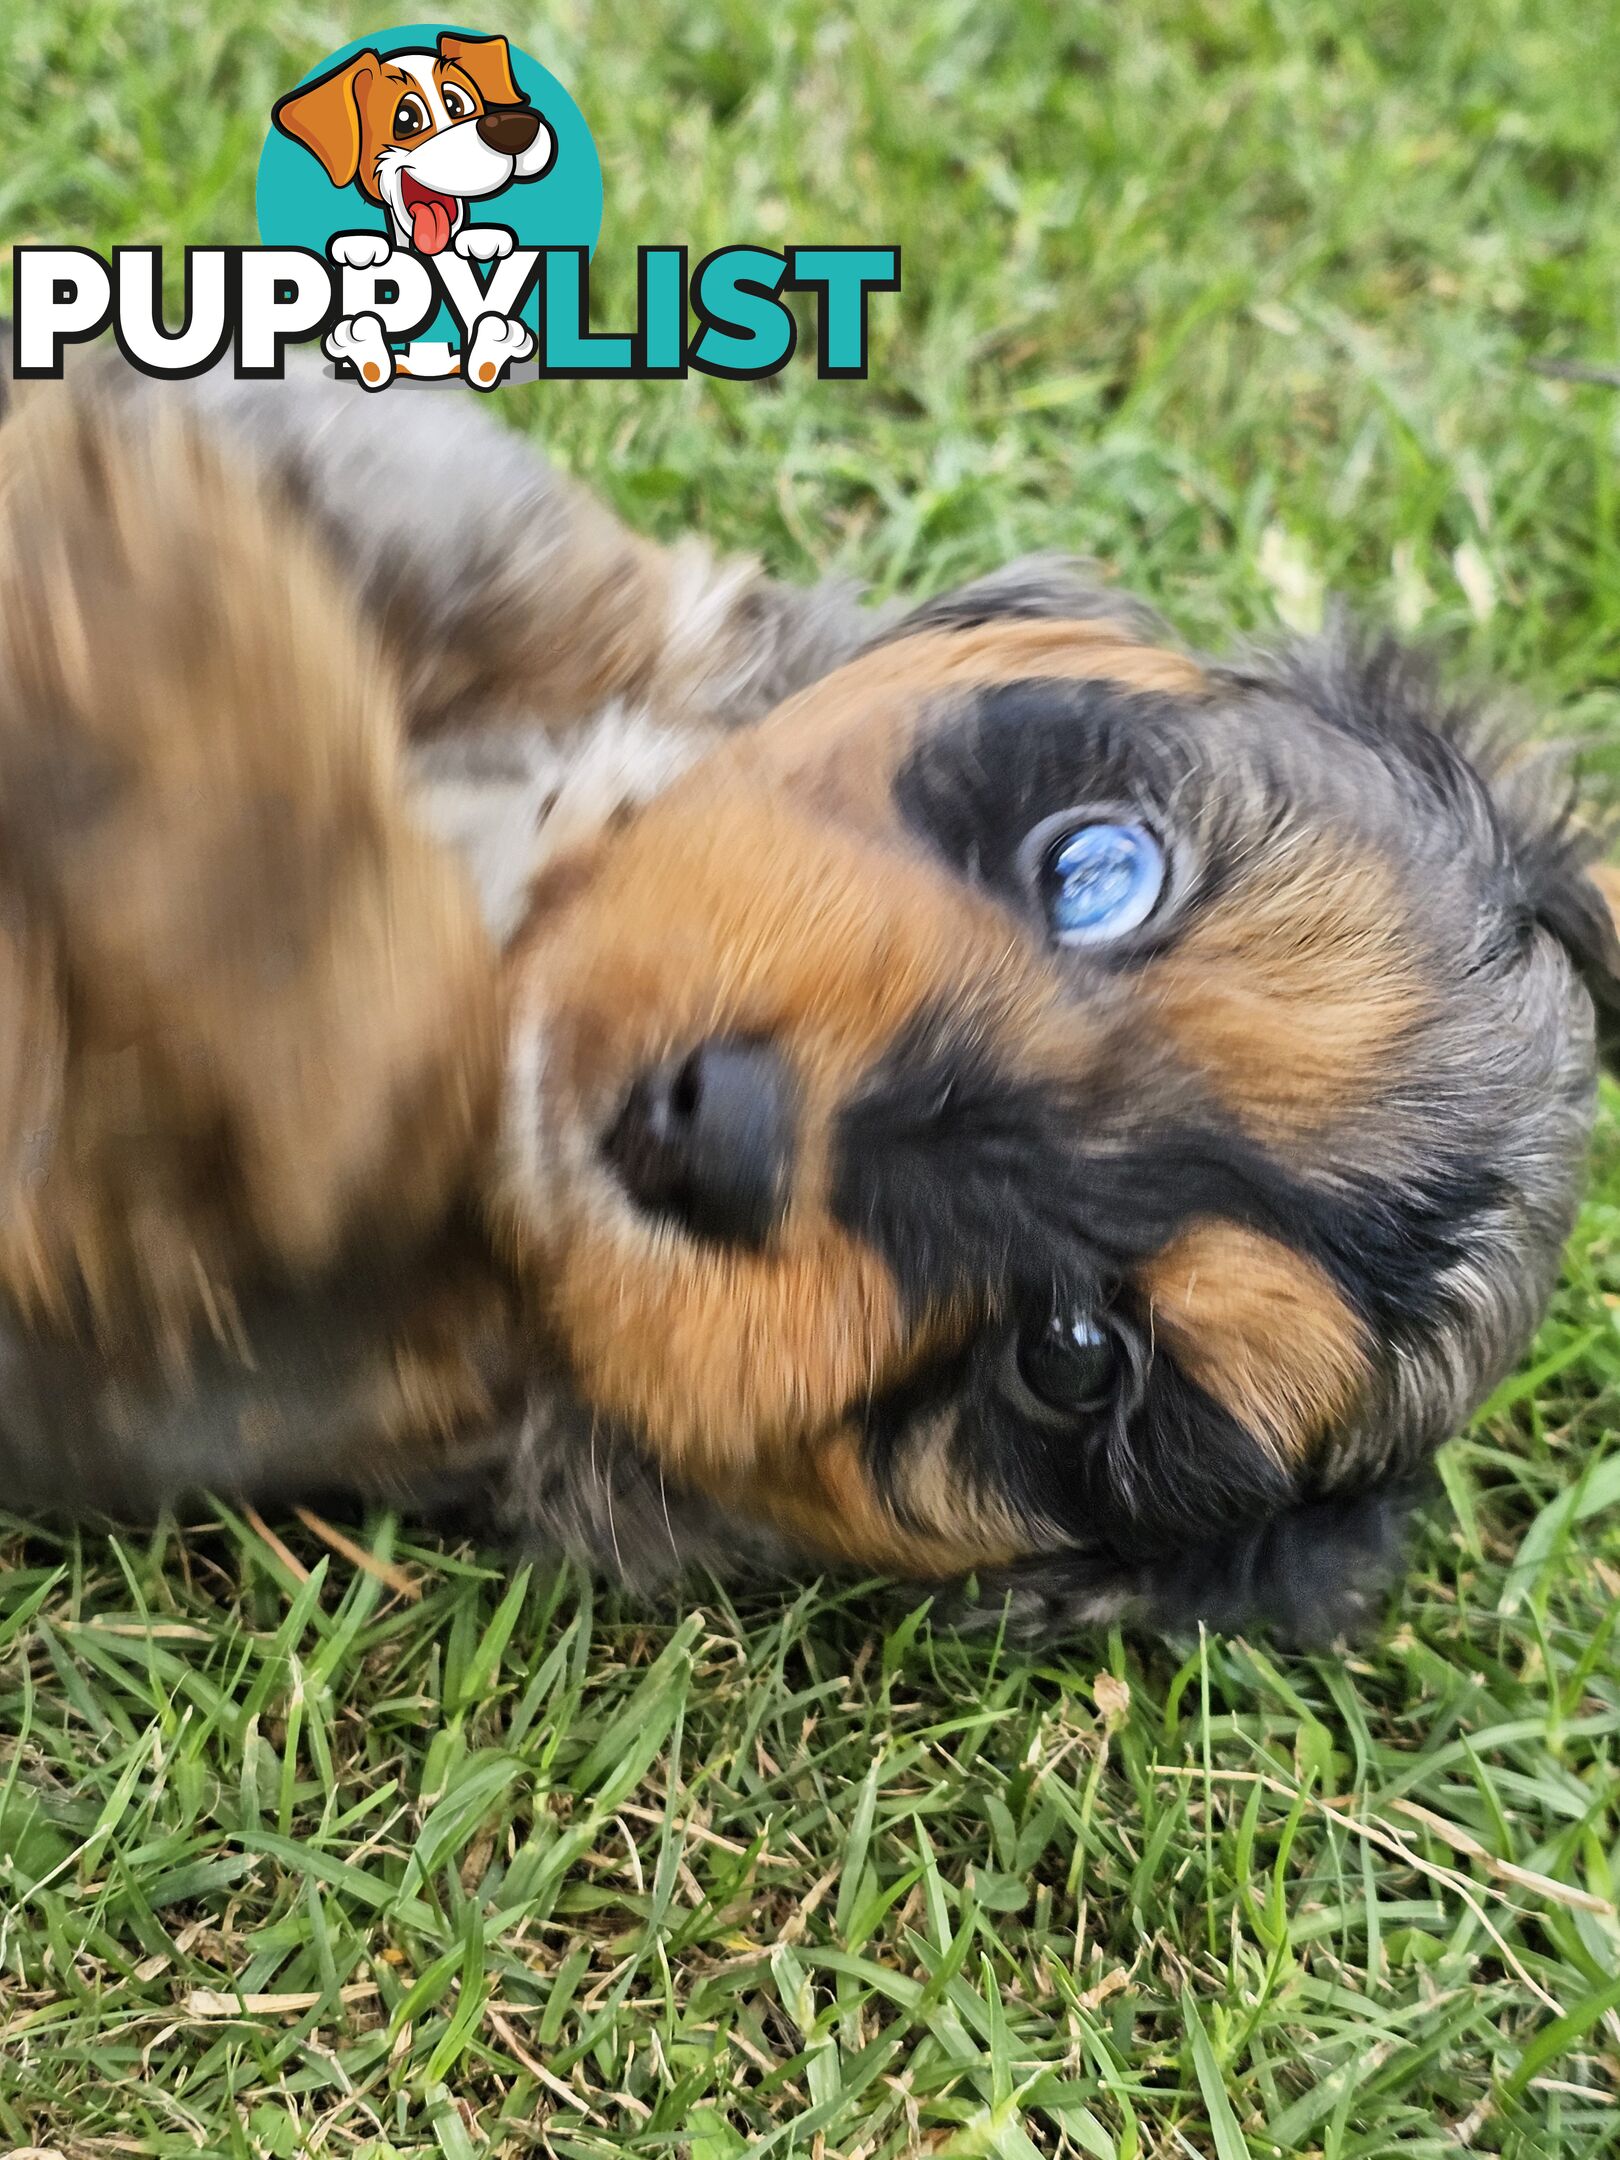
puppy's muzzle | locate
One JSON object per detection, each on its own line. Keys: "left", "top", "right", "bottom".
{"left": 603, "top": 1036, "right": 796, "bottom": 1250}
{"left": 477, "top": 108, "right": 542, "bottom": 156}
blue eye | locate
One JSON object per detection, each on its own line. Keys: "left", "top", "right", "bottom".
{"left": 1041, "top": 821, "right": 1164, "bottom": 946}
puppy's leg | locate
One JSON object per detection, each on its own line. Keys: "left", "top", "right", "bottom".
{"left": 0, "top": 904, "right": 63, "bottom": 1262}
{"left": 10, "top": 341, "right": 899, "bottom": 742}
{"left": 356, "top": 426, "right": 892, "bottom": 737}
{"left": 67, "top": 357, "right": 895, "bottom": 736}
{"left": 0, "top": 388, "right": 500, "bottom": 1347}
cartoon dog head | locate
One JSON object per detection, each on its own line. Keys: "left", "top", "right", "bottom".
{"left": 272, "top": 33, "right": 556, "bottom": 256}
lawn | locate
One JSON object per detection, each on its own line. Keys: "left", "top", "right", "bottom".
{"left": 4, "top": 0, "right": 1620, "bottom": 2152}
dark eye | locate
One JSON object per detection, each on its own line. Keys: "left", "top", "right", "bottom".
{"left": 394, "top": 95, "right": 430, "bottom": 139}
{"left": 442, "top": 84, "right": 474, "bottom": 119}
{"left": 1015, "top": 1310, "right": 1117, "bottom": 1415}
{"left": 1040, "top": 821, "right": 1164, "bottom": 946}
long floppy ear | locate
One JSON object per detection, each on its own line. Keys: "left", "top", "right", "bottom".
{"left": 271, "top": 51, "right": 379, "bottom": 188}
{"left": 1486, "top": 724, "right": 1620, "bottom": 1066}
{"left": 1532, "top": 852, "right": 1620, "bottom": 1065}
{"left": 1243, "top": 624, "right": 1620, "bottom": 1074}
{"left": 438, "top": 31, "right": 525, "bottom": 107}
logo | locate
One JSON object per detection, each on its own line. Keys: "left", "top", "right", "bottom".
{"left": 11, "top": 22, "right": 899, "bottom": 392}
{"left": 260, "top": 25, "right": 596, "bottom": 386}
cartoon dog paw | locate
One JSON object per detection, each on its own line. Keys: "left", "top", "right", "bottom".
{"left": 464, "top": 314, "right": 534, "bottom": 390}
{"left": 324, "top": 312, "right": 395, "bottom": 390}
{"left": 454, "top": 224, "right": 516, "bottom": 264}
{"left": 330, "top": 231, "right": 394, "bottom": 270}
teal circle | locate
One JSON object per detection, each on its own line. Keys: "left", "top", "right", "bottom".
{"left": 255, "top": 21, "right": 601, "bottom": 342}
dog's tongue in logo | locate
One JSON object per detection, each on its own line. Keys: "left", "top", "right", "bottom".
{"left": 401, "top": 173, "right": 457, "bottom": 256}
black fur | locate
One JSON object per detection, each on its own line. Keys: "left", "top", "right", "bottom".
{"left": 964, "top": 1476, "right": 1431, "bottom": 1648}
{"left": 892, "top": 676, "right": 1250, "bottom": 942}
{"left": 832, "top": 1002, "right": 1506, "bottom": 1377}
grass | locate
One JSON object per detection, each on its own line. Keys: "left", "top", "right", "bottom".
{"left": 5, "top": 0, "right": 1620, "bottom": 2150}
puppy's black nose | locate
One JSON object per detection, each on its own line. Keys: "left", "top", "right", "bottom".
{"left": 477, "top": 108, "right": 541, "bottom": 154}
{"left": 603, "top": 1037, "right": 795, "bottom": 1248}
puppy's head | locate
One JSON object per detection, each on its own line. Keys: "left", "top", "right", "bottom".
{"left": 493, "top": 571, "right": 1616, "bottom": 1637}
{"left": 272, "top": 35, "right": 553, "bottom": 254}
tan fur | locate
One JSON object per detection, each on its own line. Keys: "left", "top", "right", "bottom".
{"left": 0, "top": 910, "right": 62, "bottom": 1236}
{"left": 500, "top": 774, "right": 1058, "bottom": 1464}
{"left": 726, "top": 1424, "right": 1022, "bottom": 1575}
{"left": 1140, "top": 1224, "right": 1370, "bottom": 1464}
{"left": 874, "top": 1402, "right": 1027, "bottom": 1566}
{"left": 1589, "top": 860, "right": 1620, "bottom": 928}
{"left": 365, "top": 1268, "right": 520, "bottom": 1453}
{"left": 0, "top": 393, "right": 500, "bottom": 1351}
{"left": 543, "top": 1224, "right": 909, "bottom": 1479}
{"left": 1150, "top": 842, "right": 1426, "bottom": 1140}
{"left": 765, "top": 617, "right": 1208, "bottom": 743}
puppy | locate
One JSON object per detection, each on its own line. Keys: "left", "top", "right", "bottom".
{"left": 2, "top": 353, "right": 1615, "bottom": 1643}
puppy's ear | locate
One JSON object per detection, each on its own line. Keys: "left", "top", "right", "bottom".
{"left": 1530, "top": 851, "right": 1620, "bottom": 1065}
{"left": 438, "top": 32, "right": 525, "bottom": 107}
{"left": 1254, "top": 624, "right": 1620, "bottom": 1071}
{"left": 272, "top": 52, "right": 379, "bottom": 189}
{"left": 879, "top": 554, "right": 1170, "bottom": 649}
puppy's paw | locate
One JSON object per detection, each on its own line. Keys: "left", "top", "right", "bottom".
{"left": 455, "top": 223, "right": 515, "bottom": 263}
{"left": 329, "top": 230, "right": 394, "bottom": 270}
{"left": 324, "top": 313, "right": 394, "bottom": 390}
{"left": 464, "top": 314, "right": 534, "bottom": 390}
